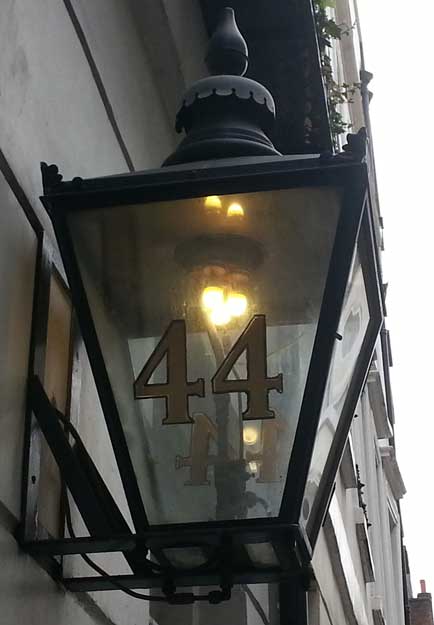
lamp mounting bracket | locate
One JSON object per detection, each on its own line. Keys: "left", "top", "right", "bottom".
{"left": 21, "top": 377, "right": 313, "bottom": 602}
{"left": 320, "top": 127, "right": 368, "bottom": 163}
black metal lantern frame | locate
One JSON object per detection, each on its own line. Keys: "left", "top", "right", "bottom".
{"left": 20, "top": 152, "right": 382, "bottom": 601}
{"left": 304, "top": 204, "right": 383, "bottom": 546}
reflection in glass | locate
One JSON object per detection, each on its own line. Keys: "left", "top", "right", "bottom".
{"left": 245, "top": 542, "right": 279, "bottom": 568}
{"left": 68, "top": 187, "right": 341, "bottom": 525}
{"left": 301, "top": 251, "right": 370, "bottom": 528}
{"left": 162, "top": 546, "right": 208, "bottom": 569}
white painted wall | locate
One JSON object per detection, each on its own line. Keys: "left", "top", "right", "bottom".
{"left": 0, "top": 522, "right": 111, "bottom": 625}
{"left": 310, "top": 381, "right": 406, "bottom": 625}
{"left": 0, "top": 172, "right": 37, "bottom": 518}
{"left": 0, "top": 0, "right": 126, "bottom": 236}
{"left": 0, "top": 1, "right": 205, "bottom": 623}
{"left": 69, "top": 0, "right": 175, "bottom": 169}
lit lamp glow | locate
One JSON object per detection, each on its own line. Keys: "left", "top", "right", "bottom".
{"left": 243, "top": 426, "right": 259, "bottom": 446}
{"left": 204, "top": 195, "right": 222, "bottom": 212}
{"left": 227, "top": 202, "right": 244, "bottom": 218}
{"left": 227, "top": 292, "right": 248, "bottom": 317}
{"left": 210, "top": 305, "right": 232, "bottom": 327}
{"left": 201, "top": 286, "right": 249, "bottom": 327}
{"left": 202, "top": 286, "right": 224, "bottom": 311}
{"left": 248, "top": 461, "right": 258, "bottom": 474}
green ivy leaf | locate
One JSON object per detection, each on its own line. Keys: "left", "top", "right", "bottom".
{"left": 324, "top": 19, "right": 343, "bottom": 39}
{"left": 312, "top": 0, "right": 357, "bottom": 145}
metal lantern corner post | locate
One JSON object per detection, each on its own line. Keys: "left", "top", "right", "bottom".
{"left": 21, "top": 5, "right": 383, "bottom": 616}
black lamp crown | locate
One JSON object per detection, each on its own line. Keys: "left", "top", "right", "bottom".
{"left": 165, "top": 7, "right": 280, "bottom": 165}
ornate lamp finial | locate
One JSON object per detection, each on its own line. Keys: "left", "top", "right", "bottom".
{"left": 164, "top": 8, "right": 279, "bottom": 166}
{"left": 206, "top": 7, "right": 248, "bottom": 76}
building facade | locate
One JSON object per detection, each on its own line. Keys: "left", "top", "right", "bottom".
{"left": 0, "top": 1, "right": 408, "bottom": 624}
{"left": 409, "top": 582, "right": 434, "bottom": 625}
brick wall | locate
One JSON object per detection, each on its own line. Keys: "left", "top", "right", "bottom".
{"left": 409, "top": 582, "right": 434, "bottom": 625}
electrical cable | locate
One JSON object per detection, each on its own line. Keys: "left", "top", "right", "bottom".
{"left": 63, "top": 477, "right": 231, "bottom": 604}
{"left": 53, "top": 409, "right": 161, "bottom": 575}
{"left": 241, "top": 584, "right": 270, "bottom": 625}
{"left": 57, "top": 391, "right": 232, "bottom": 603}
{"left": 64, "top": 492, "right": 166, "bottom": 602}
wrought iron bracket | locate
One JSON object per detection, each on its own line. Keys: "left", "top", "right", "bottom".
{"left": 319, "top": 127, "right": 368, "bottom": 163}
{"left": 23, "top": 524, "right": 312, "bottom": 594}
{"left": 21, "top": 375, "right": 312, "bottom": 603}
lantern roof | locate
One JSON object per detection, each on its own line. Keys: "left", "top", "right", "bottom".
{"left": 164, "top": 8, "right": 280, "bottom": 165}
{"left": 175, "top": 8, "right": 275, "bottom": 135}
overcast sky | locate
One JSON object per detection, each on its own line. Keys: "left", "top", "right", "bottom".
{"left": 357, "top": 0, "right": 434, "bottom": 596}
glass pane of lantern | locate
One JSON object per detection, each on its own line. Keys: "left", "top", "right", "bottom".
{"left": 39, "top": 273, "right": 72, "bottom": 536}
{"left": 300, "top": 250, "right": 370, "bottom": 530}
{"left": 67, "top": 187, "right": 341, "bottom": 524}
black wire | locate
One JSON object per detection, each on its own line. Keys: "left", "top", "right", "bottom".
{"left": 64, "top": 492, "right": 166, "bottom": 602}
{"left": 55, "top": 412, "right": 163, "bottom": 576}
{"left": 64, "top": 489, "right": 231, "bottom": 604}
{"left": 59, "top": 409, "right": 232, "bottom": 604}
{"left": 57, "top": 412, "right": 163, "bottom": 578}
{"left": 80, "top": 552, "right": 166, "bottom": 602}
{"left": 242, "top": 584, "right": 270, "bottom": 625}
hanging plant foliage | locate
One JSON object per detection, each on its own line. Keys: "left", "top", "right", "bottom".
{"left": 312, "top": 0, "right": 361, "bottom": 146}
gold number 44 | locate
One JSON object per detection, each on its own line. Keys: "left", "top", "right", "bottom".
{"left": 134, "top": 315, "right": 283, "bottom": 425}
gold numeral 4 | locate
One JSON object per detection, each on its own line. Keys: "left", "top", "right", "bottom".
{"left": 134, "top": 320, "right": 205, "bottom": 425}
{"left": 212, "top": 315, "right": 283, "bottom": 420}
